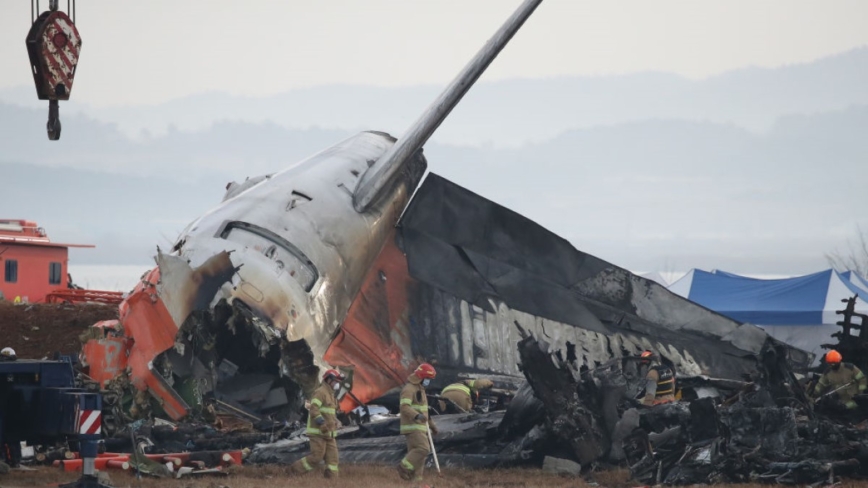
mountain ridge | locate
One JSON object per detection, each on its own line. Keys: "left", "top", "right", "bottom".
{"left": 2, "top": 47, "right": 867, "bottom": 147}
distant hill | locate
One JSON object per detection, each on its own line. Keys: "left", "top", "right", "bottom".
{"left": 0, "top": 102, "right": 353, "bottom": 180}
{"left": 2, "top": 100, "right": 865, "bottom": 273}
{"left": 2, "top": 47, "right": 868, "bottom": 147}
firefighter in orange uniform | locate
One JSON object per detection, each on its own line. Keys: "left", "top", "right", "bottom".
{"left": 640, "top": 350, "right": 676, "bottom": 406}
{"left": 397, "top": 363, "right": 438, "bottom": 482}
{"left": 291, "top": 369, "right": 344, "bottom": 478}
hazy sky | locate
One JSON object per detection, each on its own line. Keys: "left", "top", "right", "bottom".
{"left": 1, "top": 0, "right": 867, "bottom": 106}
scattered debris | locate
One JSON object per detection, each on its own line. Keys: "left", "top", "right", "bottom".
{"left": 510, "top": 321, "right": 868, "bottom": 485}
{"left": 542, "top": 456, "right": 581, "bottom": 476}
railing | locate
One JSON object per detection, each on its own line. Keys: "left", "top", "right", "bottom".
{"left": 46, "top": 289, "right": 124, "bottom": 305}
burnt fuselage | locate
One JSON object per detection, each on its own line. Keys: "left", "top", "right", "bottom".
{"left": 163, "top": 132, "right": 426, "bottom": 387}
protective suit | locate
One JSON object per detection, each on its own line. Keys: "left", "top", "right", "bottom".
{"left": 642, "top": 365, "right": 676, "bottom": 406}
{"left": 291, "top": 378, "right": 341, "bottom": 477}
{"left": 438, "top": 378, "right": 494, "bottom": 413}
{"left": 398, "top": 365, "right": 438, "bottom": 482}
{"left": 814, "top": 363, "right": 867, "bottom": 410}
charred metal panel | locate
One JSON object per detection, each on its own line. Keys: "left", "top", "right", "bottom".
{"left": 398, "top": 174, "right": 811, "bottom": 376}
{"left": 406, "top": 283, "right": 757, "bottom": 380}
{"left": 326, "top": 224, "right": 784, "bottom": 411}
{"left": 324, "top": 174, "right": 811, "bottom": 408}
{"left": 516, "top": 329, "right": 606, "bottom": 465}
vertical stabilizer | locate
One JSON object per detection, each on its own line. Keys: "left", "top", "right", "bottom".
{"left": 353, "top": 0, "right": 544, "bottom": 212}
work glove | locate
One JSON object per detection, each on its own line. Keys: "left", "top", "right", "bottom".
{"left": 414, "top": 413, "right": 427, "bottom": 423}
{"left": 430, "top": 424, "right": 439, "bottom": 435}
{"left": 315, "top": 416, "right": 326, "bottom": 426}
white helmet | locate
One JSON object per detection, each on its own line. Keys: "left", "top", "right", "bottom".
{"left": 1, "top": 347, "right": 16, "bottom": 358}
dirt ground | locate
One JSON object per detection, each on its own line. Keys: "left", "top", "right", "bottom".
{"left": 0, "top": 301, "right": 117, "bottom": 359}
{"left": 3, "top": 464, "right": 868, "bottom": 488}
{"left": 1, "top": 465, "right": 624, "bottom": 488}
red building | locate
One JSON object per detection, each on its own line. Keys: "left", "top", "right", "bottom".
{"left": 0, "top": 219, "right": 94, "bottom": 303}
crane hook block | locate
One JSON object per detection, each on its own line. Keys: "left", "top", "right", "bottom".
{"left": 26, "top": 10, "right": 82, "bottom": 140}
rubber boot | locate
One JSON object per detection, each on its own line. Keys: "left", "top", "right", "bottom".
{"left": 396, "top": 463, "right": 413, "bottom": 481}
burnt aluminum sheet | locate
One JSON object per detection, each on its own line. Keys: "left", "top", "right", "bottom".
{"left": 397, "top": 174, "right": 812, "bottom": 378}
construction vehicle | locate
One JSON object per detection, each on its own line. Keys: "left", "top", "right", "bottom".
{"left": 0, "top": 356, "right": 110, "bottom": 487}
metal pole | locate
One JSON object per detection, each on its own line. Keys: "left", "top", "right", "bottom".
{"left": 426, "top": 423, "right": 441, "bottom": 476}
{"left": 82, "top": 457, "right": 95, "bottom": 476}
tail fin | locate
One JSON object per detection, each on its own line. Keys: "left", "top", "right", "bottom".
{"left": 353, "top": 0, "right": 544, "bottom": 212}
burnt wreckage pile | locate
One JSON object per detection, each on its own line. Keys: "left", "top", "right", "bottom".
{"left": 82, "top": 175, "right": 868, "bottom": 482}
{"left": 85, "top": 302, "right": 868, "bottom": 485}
{"left": 511, "top": 320, "right": 868, "bottom": 486}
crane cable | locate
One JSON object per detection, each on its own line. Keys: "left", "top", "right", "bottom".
{"left": 31, "top": 0, "right": 76, "bottom": 24}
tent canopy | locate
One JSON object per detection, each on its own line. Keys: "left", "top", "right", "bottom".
{"left": 670, "top": 269, "right": 868, "bottom": 325}
{"left": 669, "top": 269, "right": 868, "bottom": 363}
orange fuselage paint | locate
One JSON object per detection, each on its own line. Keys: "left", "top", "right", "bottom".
{"left": 324, "top": 229, "right": 419, "bottom": 410}
{"left": 81, "top": 267, "right": 190, "bottom": 420}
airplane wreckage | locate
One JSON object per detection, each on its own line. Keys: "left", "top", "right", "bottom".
{"left": 71, "top": 0, "right": 868, "bottom": 483}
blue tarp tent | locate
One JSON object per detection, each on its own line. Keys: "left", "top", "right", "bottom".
{"left": 842, "top": 270, "right": 868, "bottom": 295}
{"left": 669, "top": 269, "right": 868, "bottom": 363}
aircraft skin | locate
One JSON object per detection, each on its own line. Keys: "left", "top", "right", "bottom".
{"left": 80, "top": 0, "right": 545, "bottom": 421}
{"left": 80, "top": 133, "right": 425, "bottom": 420}
{"left": 167, "top": 132, "right": 424, "bottom": 357}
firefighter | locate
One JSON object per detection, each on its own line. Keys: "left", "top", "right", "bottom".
{"left": 0, "top": 348, "right": 16, "bottom": 361}
{"left": 290, "top": 368, "right": 345, "bottom": 478}
{"left": 812, "top": 349, "right": 867, "bottom": 411}
{"left": 438, "top": 378, "right": 494, "bottom": 413}
{"left": 640, "top": 350, "right": 676, "bottom": 406}
{"left": 397, "top": 363, "right": 438, "bottom": 482}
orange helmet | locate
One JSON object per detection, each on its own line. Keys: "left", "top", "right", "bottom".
{"left": 323, "top": 369, "right": 344, "bottom": 381}
{"left": 414, "top": 363, "right": 437, "bottom": 380}
{"left": 825, "top": 350, "right": 843, "bottom": 364}
{"left": 640, "top": 350, "right": 654, "bottom": 359}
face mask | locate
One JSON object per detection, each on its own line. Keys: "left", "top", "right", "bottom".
{"left": 422, "top": 379, "right": 431, "bottom": 387}
{"left": 332, "top": 382, "right": 341, "bottom": 392}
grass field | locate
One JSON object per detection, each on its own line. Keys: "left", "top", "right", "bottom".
{"left": 4, "top": 465, "right": 868, "bottom": 488}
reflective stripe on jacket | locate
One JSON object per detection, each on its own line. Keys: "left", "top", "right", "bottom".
{"left": 442, "top": 383, "right": 472, "bottom": 397}
{"left": 652, "top": 365, "right": 675, "bottom": 397}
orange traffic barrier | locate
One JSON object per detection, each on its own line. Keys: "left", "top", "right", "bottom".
{"left": 56, "top": 456, "right": 129, "bottom": 472}
{"left": 57, "top": 449, "right": 244, "bottom": 472}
